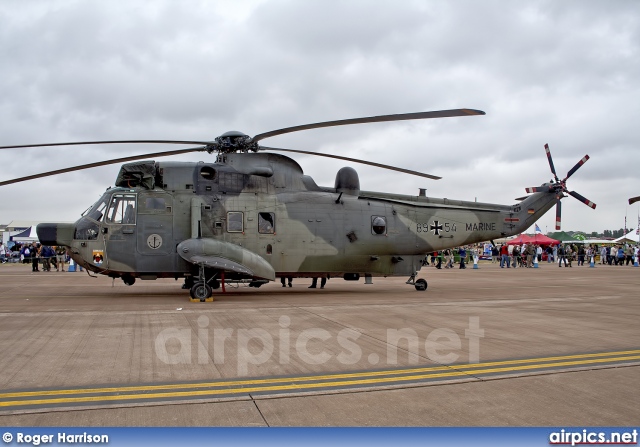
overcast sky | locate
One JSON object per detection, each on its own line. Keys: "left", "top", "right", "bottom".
{"left": 1, "top": 0, "right": 639, "bottom": 234}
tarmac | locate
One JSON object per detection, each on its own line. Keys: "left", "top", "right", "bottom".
{"left": 0, "top": 259, "right": 638, "bottom": 426}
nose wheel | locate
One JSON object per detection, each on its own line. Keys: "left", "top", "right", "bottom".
{"left": 190, "top": 282, "right": 213, "bottom": 301}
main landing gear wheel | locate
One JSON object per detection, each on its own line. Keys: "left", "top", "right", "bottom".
{"left": 414, "top": 278, "right": 428, "bottom": 291}
{"left": 190, "top": 282, "right": 213, "bottom": 301}
{"left": 122, "top": 275, "right": 136, "bottom": 286}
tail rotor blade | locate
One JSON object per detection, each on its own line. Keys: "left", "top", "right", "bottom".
{"left": 568, "top": 191, "right": 596, "bottom": 209}
{"left": 629, "top": 196, "right": 640, "bottom": 205}
{"left": 555, "top": 200, "right": 562, "bottom": 230}
{"left": 564, "top": 155, "right": 590, "bottom": 181}
{"left": 544, "top": 144, "right": 558, "bottom": 180}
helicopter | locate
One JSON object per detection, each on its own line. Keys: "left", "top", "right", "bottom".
{"left": 0, "top": 109, "right": 596, "bottom": 300}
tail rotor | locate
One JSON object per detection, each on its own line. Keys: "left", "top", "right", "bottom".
{"left": 525, "top": 144, "right": 596, "bottom": 230}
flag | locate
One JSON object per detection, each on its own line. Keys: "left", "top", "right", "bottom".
{"left": 535, "top": 224, "right": 542, "bottom": 234}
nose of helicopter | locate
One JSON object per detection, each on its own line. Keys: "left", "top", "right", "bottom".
{"left": 36, "top": 223, "right": 76, "bottom": 247}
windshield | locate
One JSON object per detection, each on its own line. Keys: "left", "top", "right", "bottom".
{"left": 82, "top": 194, "right": 109, "bottom": 222}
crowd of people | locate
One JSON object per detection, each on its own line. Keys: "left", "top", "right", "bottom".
{"left": 422, "top": 241, "right": 640, "bottom": 270}
{"left": 490, "top": 242, "right": 640, "bottom": 268}
{"left": 424, "top": 246, "right": 476, "bottom": 269}
{"left": 0, "top": 242, "right": 69, "bottom": 272}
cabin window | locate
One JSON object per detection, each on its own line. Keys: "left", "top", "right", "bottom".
{"left": 106, "top": 194, "right": 137, "bottom": 225}
{"left": 227, "top": 212, "right": 244, "bottom": 232}
{"left": 138, "top": 194, "right": 172, "bottom": 214}
{"left": 258, "top": 212, "right": 275, "bottom": 234}
{"left": 266, "top": 244, "right": 272, "bottom": 255}
{"left": 371, "top": 216, "right": 386, "bottom": 235}
{"left": 145, "top": 197, "right": 166, "bottom": 210}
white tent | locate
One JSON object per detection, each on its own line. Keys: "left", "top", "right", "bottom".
{"left": 613, "top": 229, "right": 640, "bottom": 245}
{"left": 9, "top": 226, "right": 38, "bottom": 243}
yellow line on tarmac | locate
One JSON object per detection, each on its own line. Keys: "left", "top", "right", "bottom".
{"left": 0, "top": 352, "right": 638, "bottom": 408}
{"left": 0, "top": 349, "right": 638, "bottom": 400}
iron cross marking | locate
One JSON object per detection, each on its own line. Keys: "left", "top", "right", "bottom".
{"left": 430, "top": 220, "right": 443, "bottom": 236}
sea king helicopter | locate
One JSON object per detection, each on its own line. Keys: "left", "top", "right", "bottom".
{"left": 0, "top": 108, "right": 596, "bottom": 300}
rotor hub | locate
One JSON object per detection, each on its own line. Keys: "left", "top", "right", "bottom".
{"left": 212, "top": 131, "right": 259, "bottom": 154}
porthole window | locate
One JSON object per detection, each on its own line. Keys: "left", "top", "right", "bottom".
{"left": 200, "top": 166, "right": 216, "bottom": 180}
{"left": 371, "top": 216, "right": 386, "bottom": 235}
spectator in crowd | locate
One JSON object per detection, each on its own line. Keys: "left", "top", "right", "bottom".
{"left": 525, "top": 244, "right": 534, "bottom": 268}
{"left": 625, "top": 245, "right": 634, "bottom": 265}
{"left": 500, "top": 244, "right": 510, "bottom": 268}
{"left": 546, "top": 245, "right": 553, "bottom": 263}
{"left": 41, "top": 245, "right": 53, "bottom": 271}
{"left": 0, "top": 242, "right": 8, "bottom": 264}
{"left": 31, "top": 243, "right": 40, "bottom": 272}
{"left": 577, "top": 245, "right": 585, "bottom": 266}
{"left": 566, "top": 245, "right": 574, "bottom": 267}
{"left": 459, "top": 246, "right": 467, "bottom": 269}
{"left": 55, "top": 246, "right": 66, "bottom": 272}
{"left": 558, "top": 244, "right": 568, "bottom": 267}
{"left": 435, "top": 251, "right": 442, "bottom": 269}
{"left": 511, "top": 244, "right": 519, "bottom": 269}
{"left": 616, "top": 246, "right": 625, "bottom": 266}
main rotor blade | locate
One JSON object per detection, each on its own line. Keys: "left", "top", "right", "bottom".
{"left": 630, "top": 196, "right": 640, "bottom": 205}
{"left": 0, "top": 139, "right": 211, "bottom": 151}
{"left": 525, "top": 186, "right": 552, "bottom": 193}
{"left": 259, "top": 146, "right": 441, "bottom": 180}
{"left": 252, "top": 108, "right": 485, "bottom": 143}
{"left": 568, "top": 191, "right": 596, "bottom": 209}
{"left": 544, "top": 144, "right": 558, "bottom": 180}
{"left": 564, "top": 155, "right": 590, "bottom": 181}
{"left": 0, "top": 147, "right": 206, "bottom": 187}
{"left": 555, "top": 200, "right": 562, "bottom": 230}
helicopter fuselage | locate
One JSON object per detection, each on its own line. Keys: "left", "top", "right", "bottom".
{"left": 37, "top": 152, "right": 557, "bottom": 284}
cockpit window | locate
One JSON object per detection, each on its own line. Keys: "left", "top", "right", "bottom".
{"left": 106, "top": 194, "right": 137, "bottom": 225}
{"left": 82, "top": 197, "right": 108, "bottom": 222}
